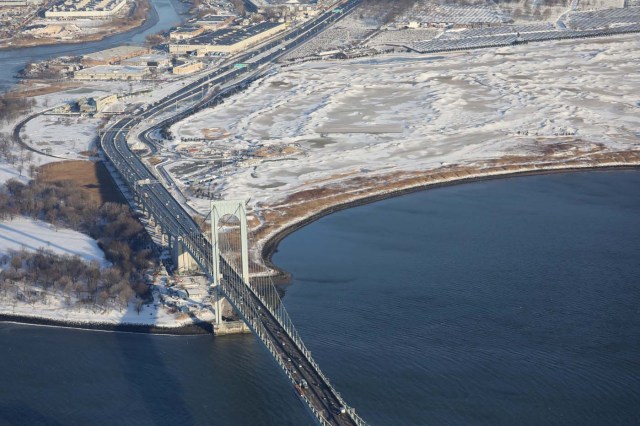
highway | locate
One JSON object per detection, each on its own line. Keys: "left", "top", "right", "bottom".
{"left": 100, "top": 1, "right": 366, "bottom": 425}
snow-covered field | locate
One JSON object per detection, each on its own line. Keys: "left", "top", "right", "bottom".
{"left": 22, "top": 114, "right": 102, "bottom": 159}
{"left": 168, "top": 34, "right": 640, "bottom": 217}
{"left": 0, "top": 217, "right": 219, "bottom": 328}
{"left": 0, "top": 217, "right": 107, "bottom": 266}
{"left": 0, "top": 285, "right": 215, "bottom": 328}
{"left": 0, "top": 75, "right": 221, "bottom": 328}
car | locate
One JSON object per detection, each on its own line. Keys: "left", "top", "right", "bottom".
{"left": 331, "top": 405, "right": 346, "bottom": 415}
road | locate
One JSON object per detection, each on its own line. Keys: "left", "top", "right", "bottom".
{"left": 100, "top": 1, "right": 366, "bottom": 425}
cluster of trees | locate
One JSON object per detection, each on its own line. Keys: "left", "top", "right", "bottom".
{"left": 0, "top": 132, "right": 35, "bottom": 178}
{"left": 0, "top": 93, "right": 35, "bottom": 124}
{"left": 0, "top": 178, "right": 156, "bottom": 308}
{"left": 0, "top": 249, "right": 135, "bottom": 310}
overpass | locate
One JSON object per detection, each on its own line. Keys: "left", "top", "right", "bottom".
{"left": 100, "top": 1, "right": 367, "bottom": 424}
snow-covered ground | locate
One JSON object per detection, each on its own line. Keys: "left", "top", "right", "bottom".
{"left": 0, "top": 217, "right": 107, "bottom": 266}
{"left": 0, "top": 217, "right": 218, "bottom": 328}
{"left": 0, "top": 284, "right": 216, "bottom": 328}
{"left": 168, "top": 34, "right": 640, "bottom": 216}
{"left": 0, "top": 76, "right": 221, "bottom": 327}
{"left": 22, "top": 114, "right": 103, "bottom": 159}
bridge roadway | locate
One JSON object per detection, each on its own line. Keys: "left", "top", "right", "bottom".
{"left": 100, "top": 1, "right": 366, "bottom": 425}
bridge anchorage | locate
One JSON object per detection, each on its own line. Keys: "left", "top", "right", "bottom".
{"left": 163, "top": 199, "right": 367, "bottom": 426}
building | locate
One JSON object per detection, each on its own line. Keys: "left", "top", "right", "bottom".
{"left": 45, "top": 0, "right": 127, "bottom": 18}
{"left": 82, "top": 46, "right": 150, "bottom": 66}
{"left": 95, "top": 93, "right": 118, "bottom": 112}
{"left": 121, "top": 53, "right": 171, "bottom": 68}
{"left": 172, "top": 61, "right": 203, "bottom": 75}
{"left": 0, "top": 0, "right": 28, "bottom": 6}
{"left": 169, "top": 26, "right": 205, "bottom": 41}
{"left": 169, "top": 21, "right": 287, "bottom": 55}
{"left": 0, "top": 0, "right": 40, "bottom": 6}
{"left": 74, "top": 65, "right": 150, "bottom": 81}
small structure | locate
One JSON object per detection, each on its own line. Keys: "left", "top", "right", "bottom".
{"left": 0, "top": 0, "right": 29, "bottom": 6}
{"left": 169, "top": 26, "right": 205, "bottom": 41}
{"left": 172, "top": 61, "right": 203, "bottom": 75}
{"left": 95, "top": 94, "right": 118, "bottom": 112}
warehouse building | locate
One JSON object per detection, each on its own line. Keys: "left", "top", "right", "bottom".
{"left": 169, "top": 21, "right": 287, "bottom": 55}
{"left": 74, "top": 65, "right": 150, "bottom": 80}
{"left": 82, "top": 45, "right": 150, "bottom": 66}
{"left": 45, "top": 0, "right": 127, "bottom": 18}
{"left": 121, "top": 53, "right": 171, "bottom": 68}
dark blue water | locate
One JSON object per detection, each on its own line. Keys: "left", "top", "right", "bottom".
{"left": 0, "top": 327, "right": 312, "bottom": 425}
{"left": 1, "top": 170, "right": 640, "bottom": 425}
{"left": 274, "top": 169, "right": 640, "bottom": 425}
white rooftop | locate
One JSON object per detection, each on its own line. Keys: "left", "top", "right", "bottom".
{"left": 76, "top": 65, "right": 149, "bottom": 75}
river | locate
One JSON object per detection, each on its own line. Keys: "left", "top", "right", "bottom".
{"left": 0, "top": 0, "right": 188, "bottom": 92}
{"left": 1, "top": 170, "right": 640, "bottom": 425}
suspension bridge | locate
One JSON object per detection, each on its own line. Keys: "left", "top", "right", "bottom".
{"left": 97, "top": 0, "right": 367, "bottom": 422}
{"left": 102, "top": 119, "right": 367, "bottom": 426}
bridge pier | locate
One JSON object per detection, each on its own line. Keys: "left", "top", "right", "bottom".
{"left": 214, "top": 285, "right": 224, "bottom": 325}
{"left": 172, "top": 236, "right": 198, "bottom": 273}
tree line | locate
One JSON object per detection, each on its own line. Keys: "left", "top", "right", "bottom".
{"left": 0, "top": 249, "right": 135, "bottom": 311}
{"left": 0, "top": 93, "right": 36, "bottom": 124}
{"left": 0, "top": 177, "right": 156, "bottom": 310}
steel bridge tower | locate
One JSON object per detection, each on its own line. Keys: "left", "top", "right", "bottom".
{"left": 210, "top": 200, "right": 250, "bottom": 325}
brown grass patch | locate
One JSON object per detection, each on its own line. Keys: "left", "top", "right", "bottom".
{"left": 6, "top": 82, "right": 81, "bottom": 99}
{"left": 38, "top": 160, "right": 125, "bottom": 205}
{"left": 147, "top": 156, "right": 163, "bottom": 166}
{"left": 252, "top": 149, "right": 640, "bottom": 248}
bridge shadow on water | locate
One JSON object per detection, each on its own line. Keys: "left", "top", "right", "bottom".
{"left": 112, "top": 300, "right": 197, "bottom": 426}
{"left": 0, "top": 402, "right": 65, "bottom": 426}
{"left": 114, "top": 332, "right": 197, "bottom": 426}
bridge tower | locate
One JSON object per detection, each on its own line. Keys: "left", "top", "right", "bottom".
{"left": 210, "top": 200, "right": 250, "bottom": 325}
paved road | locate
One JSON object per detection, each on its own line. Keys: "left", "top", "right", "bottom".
{"left": 101, "top": 1, "right": 366, "bottom": 425}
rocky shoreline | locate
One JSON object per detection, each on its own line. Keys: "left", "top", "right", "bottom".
{"left": 259, "top": 159, "right": 640, "bottom": 280}
{"left": 0, "top": 313, "right": 214, "bottom": 335}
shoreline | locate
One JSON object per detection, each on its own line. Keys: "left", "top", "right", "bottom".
{"left": 0, "top": 313, "right": 215, "bottom": 335}
{"left": 0, "top": 0, "right": 152, "bottom": 52}
{"left": 3, "top": 159, "right": 639, "bottom": 333}
{"left": 260, "top": 160, "right": 640, "bottom": 280}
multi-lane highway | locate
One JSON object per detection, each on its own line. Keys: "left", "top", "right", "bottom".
{"left": 100, "top": 1, "right": 366, "bottom": 425}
